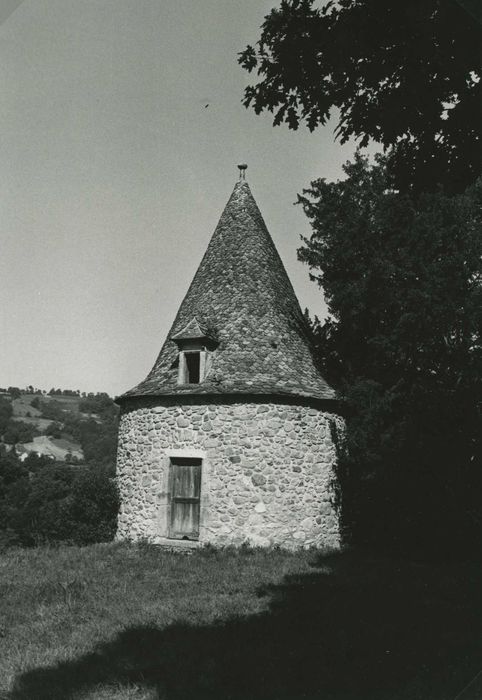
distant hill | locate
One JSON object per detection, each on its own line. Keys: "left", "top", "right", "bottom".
{"left": 0, "top": 389, "right": 118, "bottom": 469}
{"left": 10, "top": 394, "right": 84, "bottom": 461}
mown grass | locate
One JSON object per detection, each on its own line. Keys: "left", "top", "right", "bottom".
{"left": 1, "top": 543, "right": 481, "bottom": 700}
{"left": 0, "top": 543, "right": 315, "bottom": 699}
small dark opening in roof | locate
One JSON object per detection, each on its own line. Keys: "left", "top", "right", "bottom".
{"left": 185, "top": 352, "right": 200, "bottom": 384}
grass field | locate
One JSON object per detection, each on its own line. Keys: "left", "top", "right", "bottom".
{"left": 1, "top": 543, "right": 481, "bottom": 700}
{"left": 11, "top": 397, "right": 42, "bottom": 418}
{"left": 17, "top": 418, "right": 53, "bottom": 431}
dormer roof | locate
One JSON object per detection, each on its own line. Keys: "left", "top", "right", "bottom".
{"left": 170, "top": 318, "right": 216, "bottom": 345}
{"left": 119, "top": 177, "right": 335, "bottom": 402}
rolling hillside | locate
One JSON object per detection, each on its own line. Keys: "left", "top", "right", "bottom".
{"left": 0, "top": 389, "right": 118, "bottom": 466}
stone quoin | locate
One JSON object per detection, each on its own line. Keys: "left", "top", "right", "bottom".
{"left": 115, "top": 168, "right": 343, "bottom": 548}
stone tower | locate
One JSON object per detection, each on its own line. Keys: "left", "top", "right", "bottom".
{"left": 115, "top": 171, "right": 343, "bottom": 548}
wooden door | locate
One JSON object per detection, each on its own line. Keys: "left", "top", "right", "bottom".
{"left": 169, "top": 458, "right": 201, "bottom": 540}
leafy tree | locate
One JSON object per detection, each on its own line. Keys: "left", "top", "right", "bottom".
{"left": 239, "top": 0, "right": 481, "bottom": 192}
{"left": 299, "top": 154, "right": 481, "bottom": 388}
{"left": 0, "top": 451, "right": 29, "bottom": 544}
{"left": 45, "top": 421, "right": 63, "bottom": 439}
{"left": 3, "top": 419, "right": 37, "bottom": 445}
{"left": 0, "top": 397, "right": 13, "bottom": 434}
{"left": 79, "top": 392, "right": 117, "bottom": 420}
{"left": 62, "top": 412, "right": 82, "bottom": 443}
{"left": 22, "top": 452, "right": 54, "bottom": 472}
{"left": 29, "top": 466, "right": 117, "bottom": 545}
{"left": 67, "top": 467, "right": 119, "bottom": 544}
{"left": 77, "top": 417, "right": 118, "bottom": 471}
{"left": 0, "top": 451, "right": 27, "bottom": 504}
{"left": 12, "top": 465, "right": 75, "bottom": 545}
{"left": 7, "top": 387, "right": 21, "bottom": 400}
{"left": 76, "top": 394, "right": 119, "bottom": 471}
{"left": 0, "top": 456, "right": 119, "bottom": 547}
{"left": 38, "top": 399, "right": 65, "bottom": 422}
{"left": 297, "top": 154, "right": 482, "bottom": 552}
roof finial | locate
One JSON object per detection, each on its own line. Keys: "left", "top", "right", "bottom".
{"left": 237, "top": 163, "right": 247, "bottom": 181}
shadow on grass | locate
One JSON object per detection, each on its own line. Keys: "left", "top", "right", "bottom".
{"left": 7, "top": 552, "right": 482, "bottom": 700}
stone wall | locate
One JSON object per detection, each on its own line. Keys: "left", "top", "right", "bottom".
{"left": 116, "top": 398, "right": 342, "bottom": 549}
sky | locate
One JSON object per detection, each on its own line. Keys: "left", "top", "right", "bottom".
{"left": 0, "top": 0, "right": 366, "bottom": 397}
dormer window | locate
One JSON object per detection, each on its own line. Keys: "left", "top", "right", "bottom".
{"left": 179, "top": 347, "right": 205, "bottom": 385}
{"left": 184, "top": 351, "right": 200, "bottom": 384}
{"left": 171, "top": 317, "right": 218, "bottom": 386}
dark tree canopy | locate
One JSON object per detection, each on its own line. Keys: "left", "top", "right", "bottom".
{"left": 297, "top": 154, "right": 482, "bottom": 551}
{"left": 239, "top": 0, "right": 481, "bottom": 192}
{"left": 298, "top": 154, "right": 482, "bottom": 392}
{"left": 0, "top": 452, "right": 119, "bottom": 547}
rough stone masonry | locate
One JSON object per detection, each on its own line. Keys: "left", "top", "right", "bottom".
{"left": 117, "top": 399, "right": 342, "bottom": 548}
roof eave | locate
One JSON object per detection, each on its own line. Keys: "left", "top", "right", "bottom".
{"left": 115, "top": 389, "right": 341, "bottom": 410}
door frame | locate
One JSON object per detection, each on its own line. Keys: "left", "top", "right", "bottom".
{"left": 167, "top": 456, "right": 203, "bottom": 540}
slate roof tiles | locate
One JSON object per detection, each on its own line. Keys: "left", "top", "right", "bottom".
{"left": 119, "top": 179, "right": 335, "bottom": 402}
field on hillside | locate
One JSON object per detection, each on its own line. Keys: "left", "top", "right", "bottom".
{"left": 9, "top": 395, "right": 84, "bottom": 461}
{"left": 11, "top": 394, "right": 85, "bottom": 421}
{"left": 11, "top": 397, "right": 42, "bottom": 418}
{"left": 1, "top": 544, "right": 482, "bottom": 700}
{"left": 18, "top": 417, "right": 52, "bottom": 431}
{"left": 1, "top": 391, "right": 118, "bottom": 466}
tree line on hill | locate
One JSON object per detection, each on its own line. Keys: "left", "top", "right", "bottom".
{"left": 0, "top": 386, "right": 105, "bottom": 397}
{"left": 241, "top": 0, "right": 481, "bottom": 556}
{"left": 0, "top": 390, "right": 119, "bottom": 548}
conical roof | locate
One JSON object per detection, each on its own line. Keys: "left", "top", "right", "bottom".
{"left": 120, "top": 178, "right": 335, "bottom": 402}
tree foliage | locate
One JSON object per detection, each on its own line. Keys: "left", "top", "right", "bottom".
{"left": 3, "top": 419, "right": 37, "bottom": 445}
{"left": 0, "top": 398, "right": 13, "bottom": 434}
{"left": 298, "top": 155, "right": 481, "bottom": 551}
{"left": 239, "top": 0, "right": 481, "bottom": 192}
{"left": 299, "top": 154, "right": 481, "bottom": 390}
{"left": 0, "top": 452, "right": 119, "bottom": 547}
